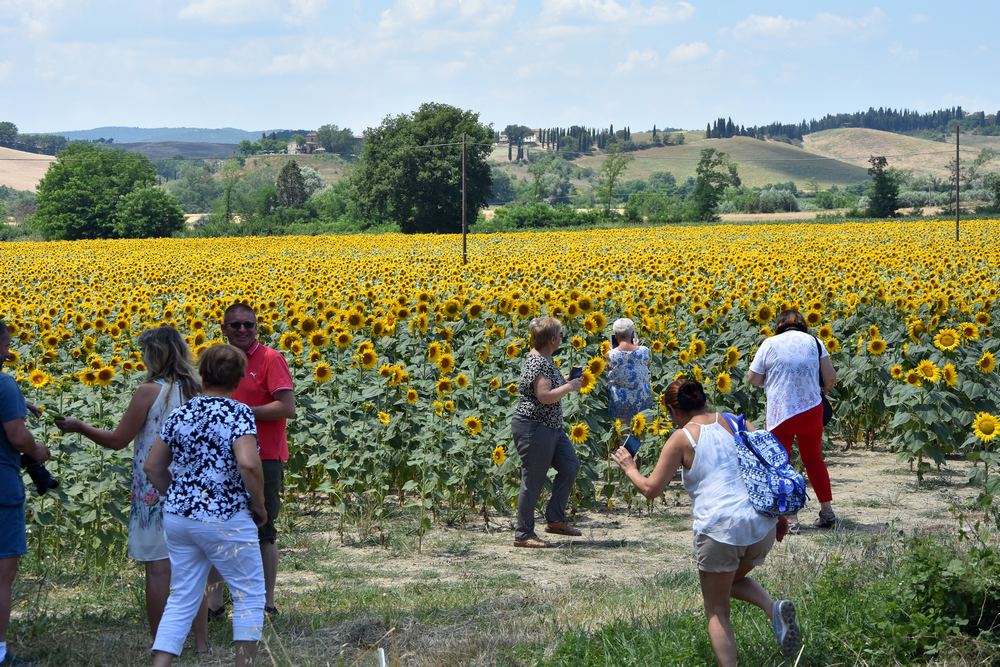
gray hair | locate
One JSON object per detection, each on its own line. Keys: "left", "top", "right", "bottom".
{"left": 612, "top": 318, "right": 635, "bottom": 338}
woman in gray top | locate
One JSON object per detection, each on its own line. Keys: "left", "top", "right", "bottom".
{"left": 511, "top": 317, "right": 583, "bottom": 548}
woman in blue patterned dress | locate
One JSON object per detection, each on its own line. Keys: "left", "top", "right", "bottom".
{"left": 606, "top": 318, "right": 653, "bottom": 428}
{"left": 55, "top": 327, "right": 207, "bottom": 650}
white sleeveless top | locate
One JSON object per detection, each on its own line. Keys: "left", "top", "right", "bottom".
{"left": 680, "top": 414, "right": 776, "bottom": 546}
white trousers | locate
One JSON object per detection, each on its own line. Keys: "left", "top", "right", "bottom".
{"left": 152, "top": 510, "right": 265, "bottom": 657}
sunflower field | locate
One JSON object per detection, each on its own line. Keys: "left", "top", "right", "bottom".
{"left": 1, "top": 219, "right": 998, "bottom": 555}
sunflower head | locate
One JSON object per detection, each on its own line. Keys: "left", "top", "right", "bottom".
{"left": 977, "top": 351, "right": 996, "bottom": 374}
{"left": 933, "top": 328, "right": 960, "bottom": 352}
{"left": 916, "top": 359, "right": 940, "bottom": 383}
{"left": 569, "top": 423, "right": 589, "bottom": 444}
{"left": 314, "top": 362, "right": 333, "bottom": 384}
{"left": 890, "top": 364, "right": 904, "bottom": 380}
{"left": 715, "top": 372, "right": 732, "bottom": 394}
{"left": 973, "top": 412, "right": 998, "bottom": 443}
{"left": 867, "top": 338, "right": 887, "bottom": 356}
{"left": 464, "top": 416, "right": 483, "bottom": 436}
{"left": 491, "top": 445, "right": 506, "bottom": 466}
{"left": 941, "top": 363, "right": 958, "bottom": 387}
{"left": 406, "top": 388, "right": 418, "bottom": 404}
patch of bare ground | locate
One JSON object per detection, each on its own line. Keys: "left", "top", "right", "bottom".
{"left": 0, "top": 146, "right": 54, "bottom": 192}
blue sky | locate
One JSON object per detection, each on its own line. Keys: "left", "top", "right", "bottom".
{"left": 1, "top": 1, "right": 996, "bottom": 135}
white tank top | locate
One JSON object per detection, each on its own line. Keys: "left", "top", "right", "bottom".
{"left": 680, "top": 414, "right": 777, "bottom": 545}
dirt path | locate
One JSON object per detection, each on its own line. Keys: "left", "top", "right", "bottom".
{"left": 309, "top": 448, "right": 979, "bottom": 593}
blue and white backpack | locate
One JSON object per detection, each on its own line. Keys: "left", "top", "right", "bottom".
{"left": 722, "top": 413, "right": 808, "bottom": 517}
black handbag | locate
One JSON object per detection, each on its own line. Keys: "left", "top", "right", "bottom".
{"left": 815, "top": 337, "right": 833, "bottom": 426}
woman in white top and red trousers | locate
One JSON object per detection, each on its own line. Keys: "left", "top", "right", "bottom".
{"left": 748, "top": 309, "right": 838, "bottom": 532}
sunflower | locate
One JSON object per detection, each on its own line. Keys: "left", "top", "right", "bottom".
{"left": 932, "top": 328, "right": 960, "bottom": 352}
{"left": 972, "top": 412, "right": 998, "bottom": 443}
{"left": 359, "top": 349, "right": 378, "bottom": 370}
{"left": 724, "top": 346, "right": 740, "bottom": 368}
{"left": 28, "top": 369, "right": 50, "bottom": 388}
{"left": 314, "top": 362, "right": 333, "bottom": 384}
{"left": 505, "top": 343, "right": 520, "bottom": 358}
{"left": 959, "top": 322, "right": 980, "bottom": 340}
{"left": 587, "top": 356, "right": 606, "bottom": 377}
{"left": 715, "top": 372, "right": 732, "bottom": 394}
{"left": 443, "top": 400, "right": 455, "bottom": 413}
{"left": 437, "top": 353, "right": 456, "bottom": 375}
{"left": 867, "top": 338, "right": 887, "bottom": 355}
{"left": 916, "top": 359, "right": 940, "bottom": 383}
{"left": 941, "top": 363, "right": 958, "bottom": 387}
{"left": 754, "top": 303, "right": 774, "bottom": 324}
{"left": 578, "top": 370, "right": 596, "bottom": 394}
{"left": 651, "top": 340, "right": 664, "bottom": 353}
{"left": 95, "top": 366, "right": 116, "bottom": 386}
{"left": 427, "top": 341, "right": 442, "bottom": 362}
{"left": 346, "top": 311, "right": 364, "bottom": 329}
{"left": 405, "top": 388, "right": 418, "bottom": 404}
{"left": 515, "top": 302, "right": 532, "bottom": 318}
{"left": 491, "top": 445, "right": 506, "bottom": 466}
{"left": 805, "top": 310, "right": 822, "bottom": 326}
{"left": 506, "top": 382, "right": 518, "bottom": 397}
{"left": 466, "top": 303, "right": 483, "bottom": 319}
{"left": 299, "top": 317, "right": 318, "bottom": 334}
{"left": 678, "top": 350, "right": 690, "bottom": 365}
{"left": 568, "top": 423, "right": 589, "bottom": 444}
{"left": 436, "top": 377, "right": 453, "bottom": 396}
{"left": 377, "top": 411, "right": 390, "bottom": 425}
{"left": 309, "top": 331, "right": 328, "bottom": 349}
{"left": 631, "top": 413, "right": 646, "bottom": 436}
{"left": 577, "top": 296, "right": 593, "bottom": 313}
{"left": 904, "top": 369, "right": 922, "bottom": 387}
{"left": 590, "top": 312, "right": 607, "bottom": 330}
{"left": 455, "top": 373, "right": 469, "bottom": 389}
{"left": 690, "top": 338, "right": 706, "bottom": 358}
{"left": 826, "top": 337, "right": 841, "bottom": 353}
{"left": 442, "top": 299, "right": 461, "bottom": 318}
{"left": 978, "top": 351, "right": 996, "bottom": 374}
{"left": 464, "top": 416, "right": 483, "bottom": 436}
{"left": 890, "top": 364, "right": 904, "bottom": 380}
{"left": 335, "top": 331, "right": 353, "bottom": 349}
{"left": 570, "top": 335, "right": 586, "bottom": 350}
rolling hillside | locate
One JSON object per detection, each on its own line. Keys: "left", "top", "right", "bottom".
{"left": 0, "top": 146, "right": 55, "bottom": 192}
{"left": 802, "top": 128, "right": 998, "bottom": 178}
{"left": 494, "top": 136, "right": 870, "bottom": 188}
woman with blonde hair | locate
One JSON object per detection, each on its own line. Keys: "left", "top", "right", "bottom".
{"left": 56, "top": 326, "right": 207, "bottom": 651}
{"left": 510, "top": 316, "right": 584, "bottom": 548}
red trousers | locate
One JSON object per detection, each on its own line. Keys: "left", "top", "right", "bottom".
{"left": 770, "top": 403, "right": 832, "bottom": 504}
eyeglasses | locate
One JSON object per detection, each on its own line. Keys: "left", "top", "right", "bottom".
{"left": 225, "top": 321, "right": 257, "bottom": 330}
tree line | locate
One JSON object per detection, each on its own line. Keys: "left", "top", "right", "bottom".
{"left": 706, "top": 106, "right": 1000, "bottom": 142}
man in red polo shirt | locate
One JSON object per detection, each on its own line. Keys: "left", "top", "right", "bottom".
{"left": 208, "top": 303, "right": 295, "bottom": 617}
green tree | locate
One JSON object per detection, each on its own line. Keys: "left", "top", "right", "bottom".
{"left": 167, "top": 162, "right": 223, "bottom": 212}
{"left": 316, "top": 124, "right": 355, "bottom": 156}
{"left": 351, "top": 102, "right": 493, "bottom": 234}
{"left": 504, "top": 124, "right": 533, "bottom": 161}
{"left": 0, "top": 121, "right": 17, "bottom": 146}
{"left": 596, "top": 146, "right": 634, "bottom": 218}
{"left": 33, "top": 143, "right": 157, "bottom": 239}
{"left": 113, "top": 187, "right": 185, "bottom": 238}
{"left": 276, "top": 160, "right": 307, "bottom": 208}
{"left": 689, "top": 148, "right": 740, "bottom": 221}
{"left": 866, "top": 155, "right": 899, "bottom": 217}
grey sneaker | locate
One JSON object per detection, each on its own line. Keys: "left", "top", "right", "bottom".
{"left": 814, "top": 509, "right": 837, "bottom": 528}
{"left": 772, "top": 599, "right": 801, "bottom": 658}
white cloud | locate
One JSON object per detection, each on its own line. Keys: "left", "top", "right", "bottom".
{"left": 666, "top": 41, "right": 710, "bottom": 63}
{"left": 0, "top": 0, "right": 65, "bottom": 37}
{"left": 378, "top": 0, "right": 515, "bottom": 33}
{"left": 541, "top": 0, "right": 693, "bottom": 25}
{"left": 889, "top": 42, "right": 918, "bottom": 62}
{"left": 910, "top": 13, "right": 929, "bottom": 24}
{"left": 722, "top": 8, "right": 885, "bottom": 44}
{"left": 178, "top": 0, "right": 327, "bottom": 25}
{"left": 616, "top": 48, "right": 658, "bottom": 73}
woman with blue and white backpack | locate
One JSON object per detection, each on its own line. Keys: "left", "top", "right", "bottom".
{"left": 611, "top": 379, "right": 800, "bottom": 666}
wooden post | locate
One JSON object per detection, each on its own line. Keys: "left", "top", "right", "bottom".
{"left": 461, "top": 133, "right": 467, "bottom": 265}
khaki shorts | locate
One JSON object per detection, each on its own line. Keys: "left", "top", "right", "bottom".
{"left": 694, "top": 526, "right": 777, "bottom": 573}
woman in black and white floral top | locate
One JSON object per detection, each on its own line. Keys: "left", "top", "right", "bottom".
{"left": 511, "top": 317, "right": 583, "bottom": 548}
{"left": 145, "top": 344, "right": 266, "bottom": 667}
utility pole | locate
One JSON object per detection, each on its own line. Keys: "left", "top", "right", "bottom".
{"left": 955, "top": 124, "right": 960, "bottom": 242}
{"left": 461, "top": 133, "right": 467, "bottom": 265}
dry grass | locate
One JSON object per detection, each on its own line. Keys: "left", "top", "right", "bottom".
{"left": 0, "top": 146, "right": 55, "bottom": 192}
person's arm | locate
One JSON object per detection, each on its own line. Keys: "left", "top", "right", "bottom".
{"left": 747, "top": 370, "right": 765, "bottom": 387}
{"left": 251, "top": 389, "right": 295, "bottom": 421}
{"left": 819, "top": 357, "right": 837, "bottom": 393}
{"left": 143, "top": 437, "right": 173, "bottom": 494}
{"left": 611, "top": 432, "right": 686, "bottom": 499}
{"left": 3, "top": 418, "right": 50, "bottom": 462}
{"left": 233, "top": 434, "right": 266, "bottom": 526}
{"left": 533, "top": 375, "right": 581, "bottom": 404}
{"left": 56, "top": 383, "right": 161, "bottom": 450}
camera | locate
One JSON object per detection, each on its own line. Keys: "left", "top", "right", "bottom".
{"left": 20, "top": 453, "right": 59, "bottom": 495}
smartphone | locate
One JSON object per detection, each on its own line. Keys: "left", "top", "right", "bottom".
{"left": 569, "top": 366, "right": 583, "bottom": 380}
{"left": 623, "top": 434, "right": 642, "bottom": 457}
{"left": 610, "top": 334, "right": 619, "bottom": 348}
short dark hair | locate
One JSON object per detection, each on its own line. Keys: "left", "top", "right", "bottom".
{"left": 775, "top": 310, "right": 808, "bottom": 335}
{"left": 198, "top": 344, "right": 247, "bottom": 391}
{"left": 223, "top": 302, "right": 256, "bottom": 322}
{"left": 0, "top": 319, "right": 8, "bottom": 337}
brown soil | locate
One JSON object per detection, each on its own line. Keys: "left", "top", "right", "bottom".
{"left": 0, "top": 146, "right": 55, "bottom": 192}
{"left": 328, "top": 448, "right": 979, "bottom": 591}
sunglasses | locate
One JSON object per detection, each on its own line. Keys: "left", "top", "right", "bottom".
{"left": 225, "top": 321, "right": 257, "bottom": 330}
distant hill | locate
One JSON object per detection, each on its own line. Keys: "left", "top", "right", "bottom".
{"left": 117, "top": 141, "right": 236, "bottom": 160}
{"left": 801, "top": 128, "right": 1000, "bottom": 178}
{"left": 53, "top": 127, "right": 275, "bottom": 144}
{"left": 507, "top": 135, "right": 870, "bottom": 188}
{"left": 0, "top": 146, "right": 55, "bottom": 192}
